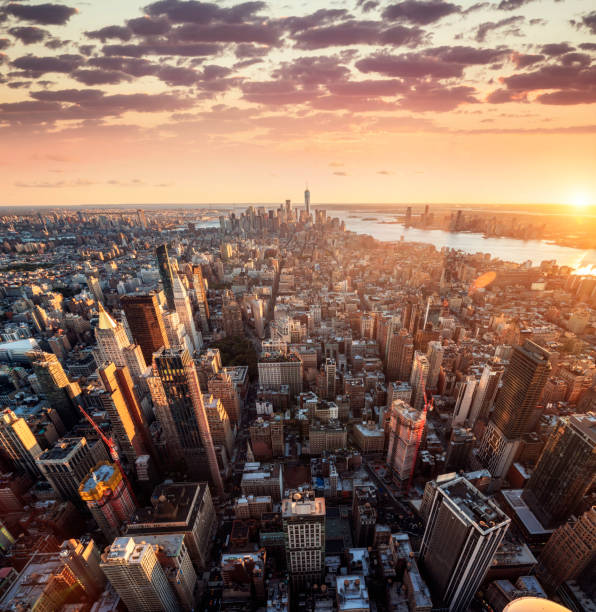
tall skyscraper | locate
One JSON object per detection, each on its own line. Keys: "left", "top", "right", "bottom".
{"left": 0, "top": 408, "right": 43, "bottom": 478}
{"left": 208, "top": 371, "right": 242, "bottom": 424}
{"left": 121, "top": 293, "right": 169, "bottom": 365}
{"left": 149, "top": 347, "right": 223, "bottom": 494}
{"left": 420, "top": 475, "right": 510, "bottom": 611}
{"left": 537, "top": 506, "right": 596, "bottom": 590}
{"left": 29, "top": 350, "right": 78, "bottom": 428}
{"left": 282, "top": 490, "right": 325, "bottom": 589}
{"left": 478, "top": 341, "right": 550, "bottom": 478}
{"left": 304, "top": 187, "right": 310, "bottom": 215}
{"left": 173, "top": 274, "right": 202, "bottom": 352}
{"left": 385, "top": 399, "right": 426, "bottom": 484}
{"left": 385, "top": 325, "right": 414, "bottom": 382}
{"left": 468, "top": 363, "right": 503, "bottom": 426}
{"left": 136, "top": 208, "right": 148, "bottom": 230}
{"left": 186, "top": 264, "right": 210, "bottom": 332}
{"left": 202, "top": 393, "right": 234, "bottom": 458}
{"left": 426, "top": 340, "right": 444, "bottom": 390}
{"left": 101, "top": 537, "right": 179, "bottom": 612}
{"left": 156, "top": 243, "right": 176, "bottom": 311}
{"left": 86, "top": 275, "right": 104, "bottom": 304}
{"left": 98, "top": 362, "right": 150, "bottom": 467}
{"left": 522, "top": 412, "right": 595, "bottom": 527}
{"left": 452, "top": 375, "right": 477, "bottom": 426}
{"left": 79, "top": 461, "right": 136, "bottom": 540}
{"left": 410, "top": 351, "right": 430, "bottom": 410}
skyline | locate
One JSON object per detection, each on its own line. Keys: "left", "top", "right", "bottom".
{"left": 0, "top": 0, "right": 595, "bottom": 206}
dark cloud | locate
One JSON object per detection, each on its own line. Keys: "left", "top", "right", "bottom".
{"left": 172, "top": 22, "right": 280, "bottom": 45}
{"left": 71, "top": 68, "right": 132, "bottom": 85}
{"left": 4, "top": 3, "right": 77, "bottom": 26}
{"left": 580, "top": 11, "right": 596, "bottom": 34}
{"left": 234, "top": 43, "right": 270, "bottom": 58}
{"left": 126, "top": 16, "right": 171, "bottom": 36}
{"left": 497, "top": 0, "right": 533, "bottom": 10}
{"left": 87, "top": 56, "right": 158, "bottom": 78}
{"left": 86, "top": 26, "right": 133, "bottom": 42}
{"left": 511, "top": 52, "right": 544, "bottom": 68}
{"left": 359, "top": 1, "right": 379, "bottom": 12}
{"left": 8, "top": 26, "right": 49, "bottom": 45}
{"left": 45, "top": 38, "right": 70, "bottom": 50}
{"left": 476, "top": 16, "right": 524, "bottom": 42}
{"left": 11, "top": 53, "right": 83, "bottom": 76}
{"left": 156, "top": 65, "right": 199, "bottom": 86}
{"left": 241, "top": 80, "right": 315, "bottom": 105}
{"left": 144, "top": 0, "right": 266, "bottom": 24}
{"left": 537, "top": 89, "right": 596, "bottom": 105}
{"left": 272, "top": 56, "right": 349, "bottom": 87}
{"left": 400, "top": 82, "right": 477, "bottom": 111}
{"left": 426, "top": 45, "right": 509, "bottom": 65}
{"left": 102, "top": 42, "right": 221, "bottom": 57}
{"left": 560, "top": 52, "right": 591, "bottom": 68}
{"left": 282, "top": 9, "right": 349, "bottom": 33}
{"left": 0, "top": 39, "right": 10, "bottom": 51}
{"left": 290, "top": 20, "right": 425, "bottom": 49}
{"left": 31, "top": 88, "right": 105, "bottom": 102}
{"left": 356, "top": 52, "right": 465, "bottom": 78}
{"left": 541, "top": 42, "right": 575, "bottom": 56}
{"left": 486, "top": 88, "right": 526, "bottom": 103}
{"left": 7, "top": 80, "right": 32, "bottom": 89}
{"left": 328, "top": 78, "right": 406, "bottom": 96}
{"left": 579, "top": 43, "right": 596, "bottom": 51}
{"left": 383, "top": 1, "right": 460, "bottom": 25}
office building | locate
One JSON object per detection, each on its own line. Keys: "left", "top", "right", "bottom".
{"left": 36, "top": 437, "right": 108, "bottom": 503}
{"left": 186, "top": 264, "right": 210, "bottom": 332}
{"left": 258, "top": 353, "right": 303, "bottom": 399}
{"left": 173, "top": 273, "right": 202, "bottom": 352}
{"left": 445, "top": 427, "right": 476, "bottom": 472}
{"left": 426, "top": 340, "right": 444, "bottom": 390}
{"left": 478, "top": 341, "right": 551, "bottom": 478}
{"left": 98, "top": 362, "right": 149, "bottom": 467}
{"left": 420, "top": 475, "right": 509, "bottom": 610}
{"left": 241, "top": 462, "right": 283, "bottom": 502}
{"left": 352, "top": 485, "right": 377, "bottom": 547}
{"left": 282, "top": 490, "right": 325, "bottom": 589}
{"left": 203, "top": 393, "right": 234, "bottom": 458}
{"left": 304, "top": 188, "right": 310, "bottom": 215}
{"left": 410, "top": 351, "right": 429, "bottom": 411}
{"left": 0, "top": 408, "right": 43, "bottom": 478}
{"left": 79, "top": 461, "right": 136, "bottom": 540}
{"left": 127, "top": 482, "right": 216, "bottom": 569}
{"left": 208, "top": 370, "right": 241, "bottom": 424}
{"left": 538, "top": 506, "right": 595, "bottom": 590}
{"left": 101, "top": 537, "right": 179, "bottom": 612}
{"left": 250, "top": 415, "right": 284, "bottom": 459}
{"left": 522, "top": 413, "right": 595, "bottom": 527}
{"left": 87, "top": 275, "right": 104, "bottom": 304}
{"left": 385, "top": 326, "right": 414, "bottom": 382}
{"left": 121, "top": 293, "right": 169, "bottom": 365}
{"left": 337, "top": 576, "right": 370, "bottom": 612}
{"left": 29, "top": 350, "right": 78, "bottom": 428}
{"left": 149, "top": 347, "right": 223, "bottom": 493}
{"left": 469, "top": 363, "right": 503, "bottom": 426}
{"left": 156, "top": 243, "right": 176, "bottom": 311}
{"left": 221, "top": 549, "right": 267, "bottom": 602}
{"left": 452, "top": 375, "right": 477, "bottom": 426}
{"left": 386, "top": 400, "right": 426, "bottom": 484}
{"left": 222, "top": 290, "right": 244, "bottom": 337}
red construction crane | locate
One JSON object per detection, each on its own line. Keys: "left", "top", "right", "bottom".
{"left": 77, "top": 404, "right": 137, "bottom": 504}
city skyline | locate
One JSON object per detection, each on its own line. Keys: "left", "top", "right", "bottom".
{"left": 0, "top": 0, "right": 595, "bottom": 206}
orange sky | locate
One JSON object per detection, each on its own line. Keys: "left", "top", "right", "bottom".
{"left": 0, "top": 0, "right": 595, "bottom": 206}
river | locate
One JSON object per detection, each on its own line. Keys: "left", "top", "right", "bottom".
{"left": 333, "top": 210, "right": 596, "bottom": 269}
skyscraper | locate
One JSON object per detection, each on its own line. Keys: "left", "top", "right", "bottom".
{"left": 282, "top": 490, "right": 325, "bottom": 590}
{"left": 203, "top": 393, "right": 234, "bottom": 458}
{"left": 304, "top": 187, "right": 310, "bottom": 215}
{"left": 222, "top": 290, "right": 244, "bottom": 337}
{"left": 478, "top": 341, "right": 550, "bottom": 478}
{"left": 452, "top": 375, "right": 477, "bottom": 426}
{"left": 385, "top": 325, "right": 414, "bottom": 382}
{"left": 29, "top": 350, "right": 78, "bottom": 428}
{"left": 186, "top": 264, "right": 210, "bottom": 332}
{"left": 426, "top": 340, "right": 444, "bottom": 390}
{"left": 173, "top": 273, "right": 202, "bottom": 352}
{"left": 385, "top": 399, "right": 426, "bottom": 484}
{"left": 420, "top": 475, "right": 510, "bottom": 611}
{"left": 101, "top": 537, "right": 179, "bottom": 612}
{"left": 156, "top": 243, "right": 176, "bottom": 311}
{"left": 98, "top": 362, "right": 151, "bottom": 467}
{"left": 0, "top": 408, "right": 43, "bottom": 478}
{"left": 86, "top": 275, "right": 104, "bottom": 304}
{"left": 522, "top": 412, "right": 595, "bottom": 527}
{"left": 208, "top": 371, "right": 242, "bottom": 424}
{"left": 468, "top": 363, "right": 503, "bottom": 427}
{"left": 410, "top": 351, "right": 429, "bottom": 410}
{"left": 121, "top": 293, "right": 169, "bottom": 365}
{"left": 79, "top": 461, "right": 136, "bottom": 540}
{"left": 149, "top": 347, "right": 223, "bottom": 494}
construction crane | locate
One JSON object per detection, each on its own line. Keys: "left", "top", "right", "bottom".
{"left": 77, "top": 404, "right": 137, "bottom": 504}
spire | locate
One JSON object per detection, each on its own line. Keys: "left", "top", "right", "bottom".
{"left": 97, "top": 303, "right": 118, "bottom": 330}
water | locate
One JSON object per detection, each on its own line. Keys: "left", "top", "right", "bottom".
{"left": 333, "top": 210, "right": 596, "bottom": 268}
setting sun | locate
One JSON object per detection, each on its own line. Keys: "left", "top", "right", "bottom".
{"left": 571, "top": 192, "right": 591, "bottom": 209}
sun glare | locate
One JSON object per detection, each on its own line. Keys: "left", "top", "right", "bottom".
{"left": 570, "top": 192, "right": 591, "bottom": 209}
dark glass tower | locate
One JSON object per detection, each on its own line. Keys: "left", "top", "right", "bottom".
{"left": 151, "top": 347, "right": 223, "bottom": 494}
{"left": 522, "top": 413, "right": 596, "bottom": 527}
{"left": 492, "top": 340, "right": 551, "bottom": 438}
{"left": 156, "top": 243, "right": 176, "bottom": 311}
{"left": 121, "top": 293, "right": 169, "bottom": 365}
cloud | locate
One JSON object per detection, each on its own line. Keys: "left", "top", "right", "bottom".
{"left": 400, "top": 82, "right": 477, "bottom": 111}
{"left": 476, "top": 16, "right": 524, "bottom": 42}
{"left": 15, "top": 179, "right": 96, "bottom": 188}
{"left": 11, "top": 53, "right": 83, "bottom": 76}
{"left": 486, "top": 88, "right": 527, "bottom": 103}
{"left": 71, "top": 69, "right": 132, "bottom": 85}
{"left": 356, "top": 52, "right": 465, "bottom": 78}
{"left": 156, "top": 65, "right": 199, "bottom": 86}
{"left": 536, "top": 90, "right": 596, "bottom": 105}
{"left": 4, "top": 3, "right": 77, "bottom": 26}
{"left": 102, "top": 41, "right": 221, "bottom": 57}
{"left": 86, "top": 25, "right": 132, "bottom": 42}
{"left": 497, "top": 0, "right": 534, "bottom": 10}
{"left": 333, "top": 171, "right": 348, "bottom": 175}
{"left": 377, "top": 170, "right": 392, "bottom": 174}
{"left": 0, "top": 39, "right": 10, "bottom": 50}
{"left": 383, "top": 1, "right": 460, "bottom": 25}
{"left": 541, "top": 42, "right": 575, "bottom": 56}
{"left": 126, "top": 16, "right": 171, "bottom": 36}
{"left": 144, "top": 0, "right": 266, "bottom": 24}
{"left": 8, "top": 26, "right": 49, "bottom": 45}
{"left": 511, "top": 52, "right": 544, "bottom": 68}
{"left": 580, "top": 11, "right": 596, "bottom": 34}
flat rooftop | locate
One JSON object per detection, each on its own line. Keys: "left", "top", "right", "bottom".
{"left": 501, "top": 489, "right": 553, "bottom": 537}
{"left": 38, "top": 437, "right": 85, "bottom": 462}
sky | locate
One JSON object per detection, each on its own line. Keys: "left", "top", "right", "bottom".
{"left": 0, "top": 0, "right": 595, "bottom": 206}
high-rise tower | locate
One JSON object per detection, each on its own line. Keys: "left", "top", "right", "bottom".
{"left": 173, "top": 274, "right": 202, "bottom": 352}
{"left": 386, "top": 399, "right": 426, "bottom": 484}
{"left": 156, "top": 243, "right": 176, "bottom": 311}
{"left": 149, "top": 347, "right": 223, "bottom": 494}
{"left": 121, "top": 294, "right": 169, "bottom": 365}
{"left": 478, "top": 341, "right": 550, "bottom": 478}
{"left": 0, "top": 409, "right": 43, "bottom": 478}
{"left": 304, "top": 187, "right": 311, "bottom": 216}
{"left": 522, "top": 412, "right": 595, "bottom": 527}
